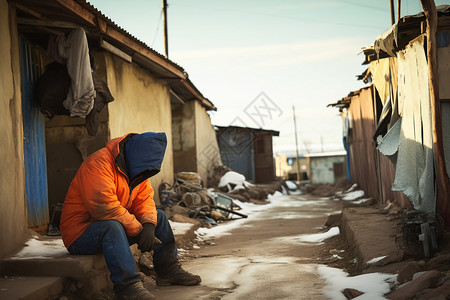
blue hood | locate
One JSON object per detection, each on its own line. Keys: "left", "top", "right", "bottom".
{"left": 124, "top": 132, "right": 167, "bottom": 187}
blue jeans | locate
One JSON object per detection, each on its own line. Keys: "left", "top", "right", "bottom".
{"left": 69, "top": 209, "right": 178, "bottom": 291}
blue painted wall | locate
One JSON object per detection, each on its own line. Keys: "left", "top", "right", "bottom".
{"left": 19, "top": 37, "right": 49, "bottom": 227}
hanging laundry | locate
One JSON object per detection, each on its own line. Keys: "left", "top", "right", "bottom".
{"left": 57, "top": 27, "right": 95, "bottom": 118}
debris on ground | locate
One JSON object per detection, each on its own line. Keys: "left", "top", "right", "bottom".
{"left": 318, "top": 180, "right": 450, "bottom": 300}
{"left": 159, "top": 169, "right": 281, "bottom": 228}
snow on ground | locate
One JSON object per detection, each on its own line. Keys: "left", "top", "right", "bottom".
{"left": 169, "top": 220, "right": 194, "bottom": 236}
{"left": 342, "top": 190, "right": 365, "bottom": 201}
{"left": 11, "top": 237, "right": 68, "bottom": 259}
{"left": 317, "top": 265, "right": 396, "bottom": 300}
{"left": 285, "top": 181, "right": 298, "bottom": 190}
{"left": 367, "top": 256, "right": 388, "bottom": 264}
{"left": 352, "top": 198, "right": 373, "bottom": 205}
{"left": 346, "top": 184, "right": 358, "bottom": 192}
{"left": 196, "top": 190, "right": 397, "bottom": 299}
{"left": 297, "top": 227, "right": 340, "bottom": 243}
{"left": 272, "top": 227, "right": 340, "bottom": 245}
{"left": 218, "top": 171, "right": 253, "bottom": 191}
{"left": 196, "top": 192, "right": 296, "bottom": 240}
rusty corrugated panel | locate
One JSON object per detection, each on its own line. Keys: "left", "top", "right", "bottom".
{"left": 347, "top": 86, "right": 411, "bottom": 208}
{"left": 348, "top": 86, "right": 380, "bottom": 201}
{"left": 254, "top": 134, "right": 275, "bottom": 183}
{"left": 378, "top": 153, "right": 410, "bottom": 207}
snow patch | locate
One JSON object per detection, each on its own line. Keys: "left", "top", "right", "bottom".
{"left": 218, "top": 171, "right": 253, "bottom": 191}
{"left": 343, "top": 190, "right": 365, "bottom": 201}
{"left": 170, "top": 221, "right": 194, "bottom": 236}
{"left": 367, "top": 256, "right": 388, "bottom": 264}
{"left": 285, "top": 181, "right": 298, "bottom": 190}
{"left": 11, "top": 237, "right": 68, "bottom": 259}
{"left": 346, "top": 184, "right": 358, "bottom": 192}
{"left": 317, "top": 265, "right": 396, "bottom": 300}
{"left": 298, "top": 227, "right": 340, "bottom": 243}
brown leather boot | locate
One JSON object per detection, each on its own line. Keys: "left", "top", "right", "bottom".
{"left": 156, "top": 265, "right": 201, "bottom": 286}
{"left": 115, "top": 281, "right": 155, "bottom": 300}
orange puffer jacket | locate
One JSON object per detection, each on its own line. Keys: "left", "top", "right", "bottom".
{"left": 60, "top": 133, "right": 162, "bottom": 249}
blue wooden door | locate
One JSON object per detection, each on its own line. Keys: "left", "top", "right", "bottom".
{"left": 19, "top": 37, "right": 49, "bottom": 227}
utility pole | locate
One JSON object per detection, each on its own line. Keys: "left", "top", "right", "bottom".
{"left": 162, "top": 0, "right": 169, "bottom": 58}
{"left": 292, "top": 106, "right": 301, "bottom": 182}
{"left": 390, "top": 0, "right": 395, "bottom": 25}
{"left": 421, "top": 0, "right": 450, "bottom": 225}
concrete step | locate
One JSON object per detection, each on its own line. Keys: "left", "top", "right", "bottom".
{"left": 0, "top": 276, "right": 64, "bottom": 300}
{"left": 0, "top": 253, "right": 107, "bottom": 278}
{"left": 0, "top": 254, "right": 112, "bottom": 298}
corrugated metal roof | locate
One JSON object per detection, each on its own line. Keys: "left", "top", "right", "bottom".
{"left": 215, "top": 125, "right": 280, "bottom": 137}
{"left": 364, "top": 5, "right": 450, "bottom": 63}
{"left": 12, "top": 0, "right": 217, "bottom": 111}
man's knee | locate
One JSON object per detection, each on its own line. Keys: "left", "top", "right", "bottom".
{"left": 102, "top": 220, "right": 126, "bottom": 234}
{"left": 157, "top": 209, "right": 168, "bottom": 224}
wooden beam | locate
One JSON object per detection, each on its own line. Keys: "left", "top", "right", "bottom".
{"left": 100, "top": 39, "right": 132, "bottom": 63}
{"left": 14, "top": 3, "right": 44, "bottom": 19}
{"left": 54, "top": 0, "right": 96, "bottom": 27}
{"left": 421, "top": 0, "right": 450, "bottom": 224}
{"left": 54, "top": 0, "right": 186, "bottom": 79}
{"left": 106, "top": 26, "right": 186, "bottom": 79}
{"left": 17, "top": 17, "right": 79, "bottom": 29}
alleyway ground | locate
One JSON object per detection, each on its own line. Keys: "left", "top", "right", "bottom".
{"left": 148, "top": 192, "right": 394, "bottom": 300}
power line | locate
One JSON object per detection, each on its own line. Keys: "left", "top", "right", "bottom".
{"left": 335, "top": 0, "right": 388, "bottom": 12}
{"left": 151, "top": 9, "right": 164, "bottom": 47}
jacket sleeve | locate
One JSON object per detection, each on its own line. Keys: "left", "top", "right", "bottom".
{"left": 76, "top": 154, "right": 143, "bottom": 237}
{"left": 129, "top": 179, "right": 158, "bottom": 226}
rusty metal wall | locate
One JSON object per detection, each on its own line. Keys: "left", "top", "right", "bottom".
{"left": 347, "top": 86, "right": 411, "bottom": 208}
{"left": 348, "top": 86, "right": 380, "bottom": 200}
{"left": 377, "top": 152, "right": 411, "bottom": 207}
{"left": 254, "top": 133, "right": 276, "bottom": 183}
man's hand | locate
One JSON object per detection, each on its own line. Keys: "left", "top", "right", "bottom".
{"left": 137, "top": 223, "right": 156, "bottom": 253}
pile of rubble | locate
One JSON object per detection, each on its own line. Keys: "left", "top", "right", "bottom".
{"left": 159, "top": 166, "right": 281, "bottom": 227}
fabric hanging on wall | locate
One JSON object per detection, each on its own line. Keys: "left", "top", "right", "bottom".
{"left": 392, "top": 37, "right": 435, "bottom": 213}
{"left": 441, "top": 103, "right": 450, "bottom": 179}
{"left": 369, "top": 58, "right": 391, "bottom": 105}
{"left": 376, "top": 117, "right": 401, "bottom": 164}
{"left": 57, "top": 27, "right": 95, "bottom": 117}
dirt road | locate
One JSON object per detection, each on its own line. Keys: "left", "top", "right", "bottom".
{"left": 150, "top": 193, "right": 344, "bottom": 300}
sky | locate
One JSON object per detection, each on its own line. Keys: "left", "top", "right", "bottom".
{"left": 88, "top": 0, "right": 447, "bottom": 155}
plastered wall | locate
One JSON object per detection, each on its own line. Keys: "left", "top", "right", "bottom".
{"left": 194, "top": 101, "right": 222, "bottom": 186}
{"left": 105, "top": 54, "right": 174, "bottom": 201}
{"left": 0, "top": 1, "right": 28, "bottom": 258}
{"left": 172, "top": 101, "right": 197, "bottom": 174}
{"left": 309, "top": 156, "right": 346, "bottom": 185}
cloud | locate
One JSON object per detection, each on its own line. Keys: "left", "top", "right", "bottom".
{"left": 172, "top": 37, "right": 365, "bottom": 69}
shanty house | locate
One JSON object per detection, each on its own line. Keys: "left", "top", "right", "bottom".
{"left": 0, "top": 0, "right": 219, "bottom": 258}
{"left": 216, "top": 126, "right": 279, "bottom": 183}
{"left": 330, "top": 5, "right": 450, "bottom": 224}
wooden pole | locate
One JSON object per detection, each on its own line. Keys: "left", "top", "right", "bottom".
{"left": 162, "top": 0, "right": 169, "bottom": 58}
{"left": 390, "top": 0, "right": 396, "bottom": 25}
{"left": 293, "top": 106, "right": 301, "bottom": 182}
{"left": 397, "top": 0, "right": 401, "bottom": 21}
{"left": 421, "top": 0, "right": 450, "bottom": 225}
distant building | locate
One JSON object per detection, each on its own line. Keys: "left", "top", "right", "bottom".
{"left": 304, "top": 152, "right": 347, "bottom": 185}
{"left": 275, "top": 154, "right": 308, "bottom": 181}
{"left": 216, "top": 126, "right": 279, "bottom": 183}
